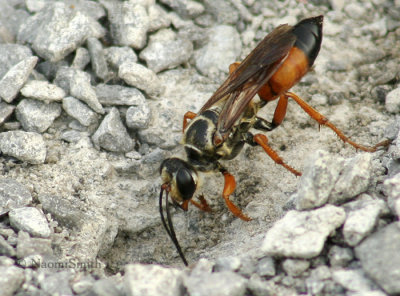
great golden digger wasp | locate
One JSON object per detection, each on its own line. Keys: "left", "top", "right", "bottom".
{"left": 159, "top": 15, "right": 390, "bottom": 266}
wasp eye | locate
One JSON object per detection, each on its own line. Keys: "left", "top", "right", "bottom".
{"left": 176, "top": 168, "right": 196, "bottom": 200}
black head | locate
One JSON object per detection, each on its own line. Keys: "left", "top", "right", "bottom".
{"left": 159, "top": 157, "right": 198, "bottom": 202}
{"left": 159, "top": 157, "right": 198, "bottom": 266}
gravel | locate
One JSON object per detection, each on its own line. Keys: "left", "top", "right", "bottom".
{"left": 0, "top": 56, "right": 38, "bottom": 103}
{"left": 9, "top": 207, "right": 51, "bottom": 238}
{"left": 0, "top": 0, "right": 399, "bottom": 295}
{"left": 261, "top": 205, "right": 346, "bottom": 259}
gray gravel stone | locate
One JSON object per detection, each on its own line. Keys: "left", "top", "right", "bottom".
{"left": 92, "top": 107, "right": 134, "bottom": 153}
{"left": 71, "top": 274, "right": 95, "bottom": 294}
{"left": 20, "top": 80, "right": 66, "bottom": 102}
{"left": 385, "top": 87, "right": 400, "bottom": 114}
{"left": 383, "top": 172, "right": 400, "bottom": 218}
{"left": 140, "top": 29, "right": 193, "bottom": 73}
{"left": 0, "top": 2, "right": 27, "bottom": 43}
{"left": 202, "top": 0, "right": 239, "bottom": 24}
{"left": 62, "top": 96, "right": 98, "bottom": 127}
{"left": 305, "top": 265, "right": 332, "bottom": 294}
{"left": 328, "top": 246, "right": 354, "bottom": 267}
{"left": 329, "top": 153, "right": 373, "bottom": 205}
{"left": 261, "top": 205, "right": 346, "bottom": 259}
{"left": 18, "top": 2, "right": 104, "bottom": 62}
{"left": 16, "top": 231, "right": 52, "bottom": 259}
{"left": 0, "top": 227, "right": 16, "bottom": 240}
{"left": 60, "top": 130, "right": 90, "bottom": 143}
{"left": 0, "top": 255, "right": 14, "bottom": 266}
{"left": 184, "top": 271, "right": 247, "bottom": 296}
{"left": 39, "top": 270, "right": 74, "bottom": 296}
{"left": 72, "top": 47, "right": 91, "bottom": 70}
{"left": 342, "top": 199, "right": 385, "bottom": 246}
{"left": 256, "top": 256, "right": 275, "bottom": 277}
{"left": 194, "top": 25, "right": 241, "bottom": 76}
{"left": 282, "top": 259, "right": 310, "bottom": 277}
{"left": 0, "top": 44, "right": 32, "bottom": 78}
{"left": 344, "top": 2, "right": 367, "bottom": 19}
{"left": 0, "top": 56, "right": 38, "bottom": 103}
{"left": 296, "top": 150, "right": 345, "bottom": 210}
{"left": 0, "top": 178, "right": 32, "bottom": 216}
{"left": 95, "top": 84, "right": 146, "bottom": 106}
{"left": 124, "top": 264, "right": 184, "bottom": 296}
{"left": 103, "top": 46, "right": 138, "bottom": 70}
{"left": 59, "top": 0, "right": 106, "bottom": 20}
{"left": 355, "top": 222, "right": 400, "bottom": 294}
{"left": 0, "top": 266, "right": 24, "bottom": 296}
{"left": 9, "top": 207, "right": 51, "bottom": 238}
{"left": 159, "top": 0, "right": 204, "bottom": 18}
{"left": 247, "top": 274, "right": 276, "bottom": 296}
{"left": 38, "top": 194, "right": 87, "bottom": 228}
{"left": 126, "top": 104, "right": 151, "bottom": 129}
{"left": 15, "top": 99, "right": 62, "bottom": 133}
{"left": 87, "top": 37, "right": 109, "bottom": 80}
{"left": 105, "top": 1, "right": 149, "bottom": 49}
{"left": 119, "top": 61, "right": 164, "bottom": 97}
{"left": 214, "top": 256, "right": 241, "bottom": 272}
{"left": 0, "top": 131, "right": 46, "bottom": 164}
{"left": 88, "top": 277, "right": 124, "bottom": 296}
{"left": 332, "top": 268, "right": 378, "bottom": 293}
{"left": 0, "top": 102, "right": 15, "bottom": 125}
{"left": 148, "top": 4, "right": 171, "bottom": 32}
{"left": 0, "top": 235, "right": 16, "bottom": 257}
{"left": 54, "top": 67, "right": 104, "bottom": 114}
{"left": 361, "top": 18, "right": 387, "bottom": 38}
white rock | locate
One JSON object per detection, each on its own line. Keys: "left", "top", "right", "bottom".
{"left": 124, "top": 264, "right": 183, "bottom": 296}
{"left": 9, "top": 207, "right": 51, "bottom": 238}
{"left": 261, "top": 205, "right": 346, "bottom": 259}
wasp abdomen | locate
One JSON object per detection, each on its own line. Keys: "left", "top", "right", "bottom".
{"left": 259, "top": 16, "right": 323, "bottom": 101}
{"left": 292, "top": 15, "right": 323, "bottom": 66}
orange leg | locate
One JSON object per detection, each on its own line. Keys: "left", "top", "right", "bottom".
{"left": 253, "top": 134, "right": 302, "bottom": 176}
{"left": 221, "top": 170, "right": 251, "bottom": 221}
{"left": 190, "top": 195, "right": 212, "bottom": 212}
{"left": 285, "top": 92, "right": 389, "bottom": 152}
{"left": 183, "top": 111, "right": 197, "bottom": 132}
{"left": 229, "top": 62, "right": 241, "bottom": 74}
{"left": 272, "top": 94, "right": 288, "bottom": 127}
{"left": 180, "top": 196, "right": 212, "bottom": 212}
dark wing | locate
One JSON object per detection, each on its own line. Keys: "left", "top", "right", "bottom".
{"left": 199, "top": 24, "right": 297, "bottom": 142}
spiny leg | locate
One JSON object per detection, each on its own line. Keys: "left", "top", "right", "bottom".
{"left": 183, "top": 111, "right": 197, "bottom": 132}
{"left": 220, "top": 168, "right": 251, "bottom": 221}
{"left": 285, "top": 92, "right": 389, "bottom": 152}
{"left": 190, "top": 195, "right": 212, "bottom": 212}
{"left": 252, "top": 133, "right": 302, "bottom": 177}
{"left": 180, "top": 195, "right": 211, "bottom": 212}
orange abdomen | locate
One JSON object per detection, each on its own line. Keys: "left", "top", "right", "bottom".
{"left": 258, "top": 46, "right": 310, "bottom": 101}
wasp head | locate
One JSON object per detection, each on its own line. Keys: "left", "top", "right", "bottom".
{"left": 159, "top": 157, "right": 198, "bottom": 205}
{"left": 159, "top": 157, "right": 198, "bottom": 266}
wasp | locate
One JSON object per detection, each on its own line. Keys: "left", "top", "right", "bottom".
{"left": 159, "top": 15, "right": 389, "bottom": 266}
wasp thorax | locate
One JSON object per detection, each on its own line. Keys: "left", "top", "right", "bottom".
{"left": 160, "top": 157, "right": 198, "bottom": 202}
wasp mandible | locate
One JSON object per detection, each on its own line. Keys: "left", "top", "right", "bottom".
{"left": 159, "top": 15, "right": 389, "bottom": 266}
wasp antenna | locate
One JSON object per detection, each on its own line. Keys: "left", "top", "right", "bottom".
{"left": 159, "top": 187, "right": 189, "bottom": 266}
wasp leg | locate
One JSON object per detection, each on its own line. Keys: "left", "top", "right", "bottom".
{"left": 253, "top": 117, "right": 275, "bottom": 132}
{"left": 191, "top": 195, "right": 212, "bottom": 212}
{"left": 183, "top": 111, "right": 197, "bottom": 132}
{"left": 249, "top": 133, "right": 302, "bottom": 176}
{"left": 285, "top": 92, "right": 389, "bottom": 152}
{"left": 180, "top": 200, "right": 189, "bottom": 211}
{"left": 179, "top": 195, "right": 212, "bottom": 212}
{"left": 219, "top": 167, "right": 251, "bottom": 221}
{"left": 229, "top": 62, "right": 241, "bottom": 74}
